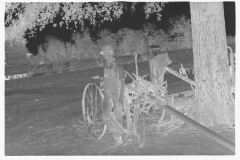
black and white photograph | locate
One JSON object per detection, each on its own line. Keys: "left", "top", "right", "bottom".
{"left": 4, "top": 0, "right": 236, "bottom": 156}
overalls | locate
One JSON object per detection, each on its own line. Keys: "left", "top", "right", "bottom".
{"left": 101, "top": 64, "right": 126, "bottom": 139}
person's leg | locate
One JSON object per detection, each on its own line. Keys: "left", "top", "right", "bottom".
{"left": 112, "top": 97, "right": 123, "bottom": 122}
{"left": 101, "top": 98, "right": 112, "bottom": 121}
{"left": 101, "top": 98, "right": 126, "bottom": 148}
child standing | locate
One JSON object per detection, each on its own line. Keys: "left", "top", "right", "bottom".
{"left": 99, "top": 45, "right": 128, "bottom": 148}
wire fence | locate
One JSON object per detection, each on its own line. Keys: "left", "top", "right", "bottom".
{"left": 165, "top": 68, "right": 195, "bottom": 95}
{"left": 138, "top": 61, "right": 195, "bottom": 95}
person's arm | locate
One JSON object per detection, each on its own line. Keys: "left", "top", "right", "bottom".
{"left": 100, "top": 63, "right": 106, "bottom": 87}
{"left": 97, "top": 56, "right": 105, "bottom": 67}
{"left": 116, "top": 65, "right": 125, "bottom": 106}
{"left": 119, "top": 79, "right": 125, "bottom": 101}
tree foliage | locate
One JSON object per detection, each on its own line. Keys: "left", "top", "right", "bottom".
{"left": 167, "top": 15, "right": 192, "bottom": 49}
{"left": 5, "top": 2, "right": 166, "bottom": 44}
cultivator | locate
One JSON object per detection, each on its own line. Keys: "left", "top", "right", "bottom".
{"left": 82, "top": 48, "right": 235, "bottom": 151}
{"left": 82, "top": 52, "right": 194, "bottom": 144}
{"left": 123, "top": 70, "right": 187, "bottom": 136}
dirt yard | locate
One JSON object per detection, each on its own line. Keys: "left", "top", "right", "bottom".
{"left": 5, "top": 61, "right": 235, "bottom": 155}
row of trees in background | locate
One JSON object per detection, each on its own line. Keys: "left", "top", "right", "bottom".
{"left": 31, "top": 15, "right": 193, "bottom": 64}
{"left": 30, "top": 14, "right": 235, "bottom": 65}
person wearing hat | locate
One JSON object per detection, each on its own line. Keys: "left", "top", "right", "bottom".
{"left": 99, "top": 45, "right": 128, "bottom": 148}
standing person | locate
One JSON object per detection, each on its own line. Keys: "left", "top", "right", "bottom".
{"left": 99, "top": 45, "right": 128, "bottom": 148}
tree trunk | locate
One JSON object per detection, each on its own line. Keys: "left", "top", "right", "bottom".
{"left": 5, "top": 51, "right": 9, "bottom": 65}
{"left": 190, "top": 2, "right": 234, "bottom": 127}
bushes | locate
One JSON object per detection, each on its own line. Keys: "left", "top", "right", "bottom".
{"left": 166, "top": 15, "right": 192, "bottom": 50}
{"left": 116, "top": 28, "right": 147, "bottom": 55}
{"left": 141, "top": 15, "right": 192, "bottom": 52}
{"left": 28, "top": 15, "right": 235, "bottom": 73}
{"left": 44, "top": 36, "right": 70, "bottom": 62}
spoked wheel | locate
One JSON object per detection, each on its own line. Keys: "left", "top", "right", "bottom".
{"left": 139, "top": 102, "right": 165, "bottom": 125}
{"left": 140, "top": 75, "right": 167, "bottom": 126}
{"left": 82, "top": 83, "right": 107, "bottom": 139}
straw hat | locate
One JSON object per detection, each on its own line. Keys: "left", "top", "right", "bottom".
{"left": 100, "top": 45, "right": 114, "bottom": 55}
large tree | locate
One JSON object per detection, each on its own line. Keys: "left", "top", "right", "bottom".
{"left": 189, "top": 2, "right": 234, "bottom": 127}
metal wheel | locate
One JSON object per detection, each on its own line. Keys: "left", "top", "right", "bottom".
{"left": 141, "top": 74, "right": 167, "bottom": 126}
{"left": 140, "top": 102, "right": 165, "bottom": 125}
{"left": 82, "top": 83, "right": 107, "bottom": 139}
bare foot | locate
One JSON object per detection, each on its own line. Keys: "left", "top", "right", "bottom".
{"left": 138, "top": 142, "right": 145, "bottom": 148}
{"left": 126, "top": 135, "right": 132, "bottom": 141}
{"left": 108, "top": 142, "right": 122, "bottom": 149}
{"left": 108, "top": 136, "right": 123, "bottom": 149}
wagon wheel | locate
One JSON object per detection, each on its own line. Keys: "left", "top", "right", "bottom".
{"left": 141, "top": 102, "right": 166, "bottom": 125}
{"left": 141, "top": 75, "right": 166, "bottom": 127}
{"left": 82, "top": 83, "right": 107, "bottom": 139}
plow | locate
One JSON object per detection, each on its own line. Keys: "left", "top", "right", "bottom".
{"left": 82, "top": 48, "right": 235, "bottom": 152}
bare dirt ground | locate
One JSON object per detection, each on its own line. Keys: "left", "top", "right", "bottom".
{"left": 5, "top": 60, "right": 235, "bottom": 155}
